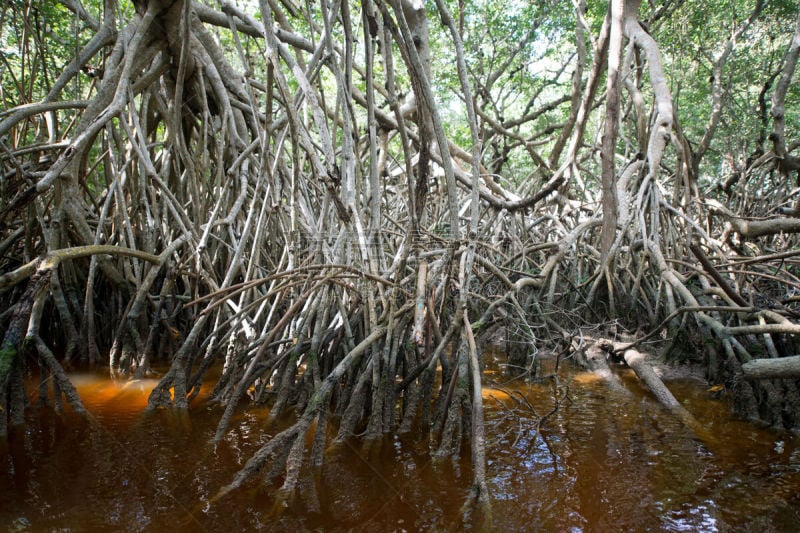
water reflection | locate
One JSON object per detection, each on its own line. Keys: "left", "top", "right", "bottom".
{"left": 1, "top": 364, "right": 799, "bottom": 530}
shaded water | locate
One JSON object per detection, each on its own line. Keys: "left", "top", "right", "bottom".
{"left": 2, "top": 357, "right": 799, "bottom": 531}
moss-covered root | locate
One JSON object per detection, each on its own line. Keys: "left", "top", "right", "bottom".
{"left": 0, "top": 270, "right": 52, "bottom": 434}
{"left": 0, "top": 271, "right": 52, "bottom": 385}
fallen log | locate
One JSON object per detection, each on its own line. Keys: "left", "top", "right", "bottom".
{"left": 622, "top": 349, "right": 715, "bottom": 445}
{"left": 742, "top": 355, "right": 800, "bottom": 380}
{"left": 622, "top": 349, "right": 680, "bottom": 408}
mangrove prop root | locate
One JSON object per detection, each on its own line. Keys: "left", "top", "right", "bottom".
{"left": 3, "top": 0, "right": 800, "bottom": 510}
{"left": 742, "top": 355, "right": 800, "bottom": 380}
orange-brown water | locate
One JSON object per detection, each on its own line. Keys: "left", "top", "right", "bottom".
{"left": 2, "top": 358, "right": 799, "bottom": 531}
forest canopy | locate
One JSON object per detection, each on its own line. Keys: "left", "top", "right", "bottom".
{"left": 1, "top": 0, "right": 800, "bottom": 511}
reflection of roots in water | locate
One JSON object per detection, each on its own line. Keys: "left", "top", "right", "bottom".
{"left": 483, "top": 382, "right": 564, "bottom": 473}
{"left": 11, "top": 368, "right": 800, "bottom": 530}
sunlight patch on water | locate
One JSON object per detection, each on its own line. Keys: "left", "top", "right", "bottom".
{"left": 66, "top": 373, "right": 161, "bottom": 422}
{"left": 570, "top": 371, "right": 605, "bottom": 385}
{"left": 481, "top": 387, "right": 511, "bottom": 401}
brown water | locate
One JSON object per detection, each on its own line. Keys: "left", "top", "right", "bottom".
{"left": 2, "top": 359, "right": 799, "bottom": 532}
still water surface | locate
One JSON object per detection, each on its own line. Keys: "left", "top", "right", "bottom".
{"left": 1, "top": 358, "right": 799, "bottom": 531}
